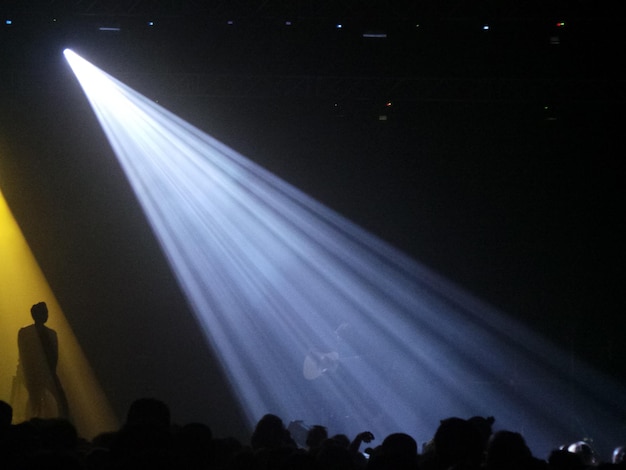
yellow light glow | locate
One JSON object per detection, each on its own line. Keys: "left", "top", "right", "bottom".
{"left": 0, "top": 185, "right": 119, "bottom": 439}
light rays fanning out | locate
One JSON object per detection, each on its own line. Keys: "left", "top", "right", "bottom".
{"left": 64, "top": 49, "right": 626, "bottom": 458}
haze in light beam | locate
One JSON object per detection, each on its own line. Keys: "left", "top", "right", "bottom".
{"left": 64, "top": 49, "right": 626, "bottom": 458}
{"left": 0, "top": 184, "right": 119, "bottom": 437}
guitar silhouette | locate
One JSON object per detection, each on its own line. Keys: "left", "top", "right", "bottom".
{"left": 303, "top": 350, "right": 340, "bottom": 380}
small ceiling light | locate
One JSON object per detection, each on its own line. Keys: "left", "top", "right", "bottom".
{"left": 363, "top": 32, "right": 387, "bottom": 38}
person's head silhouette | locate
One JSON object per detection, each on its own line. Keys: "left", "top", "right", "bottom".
{"left": 31, "top": 302, "right": 49, "bottom": 325}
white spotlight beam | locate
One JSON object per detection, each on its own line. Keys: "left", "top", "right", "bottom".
{"left": 64, "top": 49, "right": 626, "bottom": 458}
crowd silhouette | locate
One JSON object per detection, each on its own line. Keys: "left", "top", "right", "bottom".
{"left": 1, "top": 396, "right": 625, "bottom": 470}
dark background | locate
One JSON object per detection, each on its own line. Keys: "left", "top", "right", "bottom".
{"left": 1, "top": 0, "right": 624, "bottom": 439}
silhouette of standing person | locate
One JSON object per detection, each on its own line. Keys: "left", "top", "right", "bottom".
{"left": 17, "top": 302, "right": 69, "bottom": 419}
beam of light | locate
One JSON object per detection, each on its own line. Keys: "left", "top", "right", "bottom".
{"left": 64, "top": 48, "right": 626, "bottom": 458}
{"left": 0, "top": 184, "right": 119, "bottom": 438}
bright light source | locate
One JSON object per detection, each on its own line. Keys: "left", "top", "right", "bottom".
{"left": 336, "top": 24, "right": 342, "bottom": 29}
{"left": 147, "top": 21, "right": 154, "bottom": 27}
{"left": 482, "top": 24, "right": 490, "bottom": 30}
{"left": 64, "top": 49, "right": 626, "bottom": 458}
{"left": 556, "top": 21, "right": 566, "bottom": 27}
{"left": 285, "top": 21, "right": 292, "bottom": 26}
{"left": 5, "top": 19, "right": 12, "bottom": 25}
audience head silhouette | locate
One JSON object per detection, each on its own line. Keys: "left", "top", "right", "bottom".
{"left": 306, "top": 424, "right": 328, "bottom": 451}
{"left": 330, "top": 433, "right": 350, "bottom": 448}
{"left": 613, "top": 445, "right": 626, "bottom": 464}
{"left": 125, "top": 397, "right": 171, "bottom": 431}
{"left": 566, "top": 440, "right": 597, "bottom": 467}
{"left": 484, "top": 430, "right": 534, "bottom": 470}
{"left": 250, "top": 413, "right": 295, "bottom": 450}
{"left": 366, "top": 432, "right": 418, "bottom": 470}
{"left": 432, "top": 416, "right": 484, "bottom": 469}
{"left": 0, "top": 400, "right": 12, "bottom": 428}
